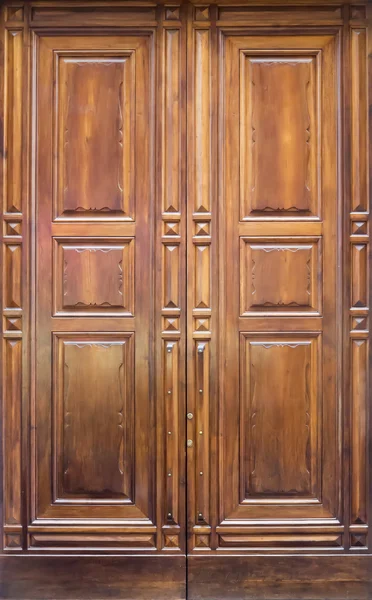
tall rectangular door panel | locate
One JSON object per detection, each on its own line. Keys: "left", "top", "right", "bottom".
{"left": 1, "top": 5, "right": 187, "bottom": 599}
{"left": 187, "top": 4, "right": 372, "bottom": 599}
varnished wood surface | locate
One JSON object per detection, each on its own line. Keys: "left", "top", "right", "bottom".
{"left": 0, "top": 0, "right": 371, "bottom": 598}
{"left": 0, "top": 556, "right": 186, "bottom": 599}
{"left": 188, "top": 555, "right": 372, "bottom": 600}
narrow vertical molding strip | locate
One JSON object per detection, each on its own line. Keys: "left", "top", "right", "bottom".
{"left": 2, "top": 24, "right": 24, "bottom": 551}
{"left": 159, "top": 7, "right": 185, "bottom": 552}
{"left": 351, "top": 28, "right": 368, "bottom": 213}
{"left": 195, "top": 341, "right": 210, "bottom": 529}
{"left": 351, "top": 339, "right": 368, "bottom": 526}
{"left": 164, "top": 340, "right": 180, "bottom": 528}
{"left": 4, "top": 29, "right": 23, "bottom": 214}
{"left": 349, "top": 18, "right": 369, "bottom": 550}
{"left": 188, "top": 19, "right": 212, "bottom": 551}
{"left": 194, "top": 29, "right": 210, "bottom": 215}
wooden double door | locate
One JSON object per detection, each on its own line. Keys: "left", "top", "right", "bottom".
{"left": 1, "top": 1, "right": 371, "bottom": 598}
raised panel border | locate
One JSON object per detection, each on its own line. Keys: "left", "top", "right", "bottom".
{"left": 53, "top": 50, "right": 136, "bottom": 222}
{"left": 52, "top": 332, "right": 135, "bottom": 507}
{"left": 53, "top": 237, "right": 135, "bottom": 317}
{"left": 239, "top": 48, "right": 321, "bottom": 221}
{"left": 240, "top": 236, "right": 322, "bottom": 316}
{"left": 240, "top": 332, "right": 322, "bottom": 506}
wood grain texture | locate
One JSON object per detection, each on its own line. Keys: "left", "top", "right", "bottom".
{"left": 240, "top": 237, "right": 322, "bottom": 315}
{"left": 55, "top": 55, "right": 134, "bottom": 220}
{"left": 0, "top": 556, "right": 186, "bottom": 599}
{"left": 0, "top": 1, "right": 370, "bottom": 598}
{"left": 2, "top": 8, "right": 25, "bottom": 553}
{"left": 241, "top": 56, "right": 318, "bottom": 217}
{"left": 349, "top": 9, "right": 370, "bottom": 547}
{"left": 240, "top": 334, "right": 320, "bottom": 499}
{"left": 53, "top": 238, "right": 134, "bottom": 315}
{"left": 188, "top": 555, "right": 372, "bottom": 600}
{"left": 219, "top": 29, "right": 340, "bottom": 533}
{"left": 53, "top": 334, "right": 134, "bottom": 502}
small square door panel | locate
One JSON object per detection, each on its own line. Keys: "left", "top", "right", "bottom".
{"left": 53, "top": 238, "right": 134, "bottom": 316}
{"left": 240, "top": 237, "right": 322, "bottom": 315}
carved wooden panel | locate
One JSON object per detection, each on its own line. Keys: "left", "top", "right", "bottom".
{"left": 240, "top": 54, "right": 319, "bottom": 219}
{"left": 195, "top": 341, "right": 210, "bottom": 525}
{"left": 217, "top": 30, "right": 340, "bottom": 546}
{"left": 55, "top": 54, "right": 134, "bottom": 220}
{"left": 164, "top": 340, "right": 180, "bottom": 525}
{"left": 217, "top": 6, "right": 343, "bottom": 24}
{"left": 25, "top": 10, "right": 187, "bottom": 559}
{"left": 240, "top": 237, "right": 321, "bottom": 315}
{"left": 194, "top": 244, "right": 210, "bottom": 310}
{"left": 4, "top": 30, "right": 23, "bottom": 214}
{"left": 163, "top": 244, "right": 180, "bottom": 310}
{"left": 352, "top": 243, "right": 368, "bottom": 308}
{"left": 31, "top": 30, "right": 170, "bottom": 538}
{"left": 53, "top": 334, "right": 134, "bottom": 502}
{"left": 4, "top": 243, "right": 21, "bottom": 310}
{"left": 29, "top": 533, "right": 156, "bottom": 550}
{"left": 54, "top": 238, "right": 134, "bottom": 315}
{"left": 351, "top": 29, "right": 368, "bottom": 213}
{"left": 241, "top": 334, "right": 320, "bottom": 499}
{"left": 218, "top": 533, "right": 343, "bottom": 549}
{"left": 3, "top": 339, "right": 22, "bottom": 525}
{"left": 351, "top": 339, "right": 368, "bottom": 526}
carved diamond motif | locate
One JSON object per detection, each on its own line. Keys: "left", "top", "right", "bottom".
{"left": 195, "top": 6, "right": 210, "bottom": 20}
{"left": 351, "top": 534, "right": 367, "bottom": 548}
{"left": 195, "top": 534, "right": 210, "bottom": 548}
{"left": 165, "top": 6, "right": 180, "bottom": 20}
{"left": 164, "top": 534, "right": 179, "bottom": 548}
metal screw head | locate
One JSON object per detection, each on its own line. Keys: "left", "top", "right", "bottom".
{"left": 187, "top": 412, "right": 194, "bottom": 420}
{"left": 187, "top": 439, "right": 193, "bottom": 448}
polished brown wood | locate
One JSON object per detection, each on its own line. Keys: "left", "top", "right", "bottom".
{"left": 185, "top": 0, "right": 371, "bottom": 597}
{"left": 1, "top": 1, "right": 187, "bottom": 596}
{"left": 0, "top": 556, "right": 186, "bottom": 599}
{"left": 0, "top": 1, "right": 371, "bottom": 599}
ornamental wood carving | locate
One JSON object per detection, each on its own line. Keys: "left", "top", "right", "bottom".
{"left": 0, "top": 2, "right": 370, "bottom": 599}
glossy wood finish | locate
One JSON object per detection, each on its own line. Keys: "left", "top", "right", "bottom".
{"left": 0, "top": 1, "right": 371, "bottom": 599}
{"left": 221, "top": 29, "right": 339, "bottom": 528}
{"left": 1, "top": 1, "right": 187, "bottom": 596}
{"left": 0, "top": 556, "right": 186, "bottom": 599}
{"left": 188, "top": 555, "right": 372, "bottom": 600}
